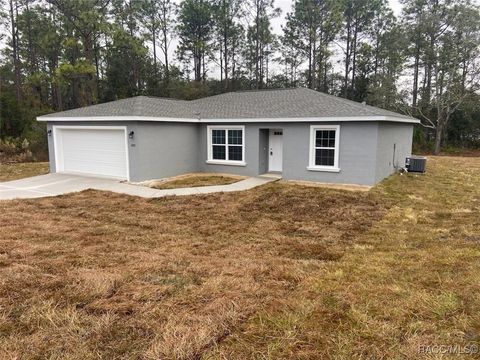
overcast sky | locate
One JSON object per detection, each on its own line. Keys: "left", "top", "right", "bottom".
{"left": 270, "top": 0, "right": 403, "bottom": 35}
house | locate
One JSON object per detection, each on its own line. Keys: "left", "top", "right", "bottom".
{"left": 37, "top": 88, "right": 419, "bottom": 186}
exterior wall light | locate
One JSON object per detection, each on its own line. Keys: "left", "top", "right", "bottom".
{"left": 47, "top": 129, "right": 52, "bottom": 136}
{"left": 129, "top": 131, "right": 135, "bottom": 139}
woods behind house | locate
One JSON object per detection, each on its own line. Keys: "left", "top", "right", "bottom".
{"left": 0, "top": 0, "right": 479, "bottom": 160}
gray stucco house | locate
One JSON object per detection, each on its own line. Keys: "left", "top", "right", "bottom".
{"left": 37, "top": 88, "right": 419, "bottom": 186}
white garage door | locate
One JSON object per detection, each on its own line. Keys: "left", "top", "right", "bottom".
{"left": 54, "top": 127, "right": 128, "bottom": 179}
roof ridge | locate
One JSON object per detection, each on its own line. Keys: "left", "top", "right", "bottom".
{"left": 304, "top": 88, "right": 403, "bottom": 117}
{"left": 191, "top": 87, "right": 303, "bottom": 103}
{"left": 232, "top": 87, "right": 299, "bottom": 93}
{"left": 137, "top": 95, "right": 189, "bottom": 102}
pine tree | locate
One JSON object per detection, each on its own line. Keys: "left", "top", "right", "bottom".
{"left": 177, "top": 0, "right": 214, "bottom": 82}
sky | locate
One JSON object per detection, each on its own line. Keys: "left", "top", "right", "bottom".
{"left": 270, "top": 0, "right": 403, "bottom": 35}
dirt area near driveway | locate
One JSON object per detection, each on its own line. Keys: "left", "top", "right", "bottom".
{"left": 148, "top": 173, "right": 246, "bottom": 190}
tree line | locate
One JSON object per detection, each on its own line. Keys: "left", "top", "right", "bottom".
{"left": 0, "top": 0, "right": 479, "bottom": 157}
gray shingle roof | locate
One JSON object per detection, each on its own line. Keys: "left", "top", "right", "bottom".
{"left": 40, "top": 96, "right": 193, "bottom": 118}
{"left": 38, "top": 88, "right": 417, "bottom": 122}
{"left": 192, "top": 88, "right": 413, "bottom": 119}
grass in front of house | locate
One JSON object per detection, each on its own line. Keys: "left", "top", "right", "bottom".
{"left": 207, "top": 156, "right": 480, "bottom": 359}
{"left": 0, "top": 157, "right": 479, "bottom": 359}
{"left": 151, "top": 174, "right": 243, "bottom": 189}
{"left": 0, "top": 162, "right": 49, "bottom": 181}
{"left": 0, "top": 172, "right": 385, "bottom": 359}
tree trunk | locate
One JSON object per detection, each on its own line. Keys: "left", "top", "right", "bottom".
{"left": 412, "top": 40, "right": 420, "bottom": 108}
{"left": 152, "top": 25, "right": 157, "bottom": 81}
{"left": 25, "top": 1, "right": 37, "bottom": 75}
{"left": 220, "top": 47, "right": 223, "bottom": 84}
{"left": 231, "top": 39, "right": 236, "bottom": 89}
{"left": 162, "top": 26, "right": 169, "bottom": 83}
{"left": 312, "top": 39, "right": 317, "bottom": 90}
{"left": 434, "top": 112, "right": 445, "bottom": 155}
{"left": 373, "top": 33, "right": 379, "bottom": 78}
{"left": 194, "top": 51, "right": 201, "bottom": 82}
{"left": 94, "top": 41, "right": 101, "bottom": 98}
{"left": 258, "top": 46, "right": 262, "bottom": 88}
{"left": 323, "top": 62, "right": 328, "bottom": 93}
{"left": 9, "top": 0, "right": 22, "bottom": 102}
{"left": 202, "top": 52, "right": 206, "bottom": 82}
{"left": 317, "top": 28, "right": 324, "bottom": 90}
{"left": 423, "top": 34, "right": 435, "bottom": 106}
{"left": 351, "top": 22, "right": 358, "bottom": 98}
{"left": 307, "top": 40, "right": 312, "bottom": 89}
{"left": 254, "top": 1, "right": 260, "bottom": 89}
{"left": 224, "top": 28, "right": 228, "bottom": 91}
{"left": 83, "top": 35, "right": 96, "bottom": 104}
{"left": 343, "top": 21, "right": 351, "bottom": 98}
{"left": 265, "top": 46, "right": 269, "bottom": 87}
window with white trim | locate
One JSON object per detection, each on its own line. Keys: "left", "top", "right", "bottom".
{"left": 308, "top": 125, "right": 340, "bottom": 171}
{"left": 208, "top": 126, "right": 245, "bottom": 165}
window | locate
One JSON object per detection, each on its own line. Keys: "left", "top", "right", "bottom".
{"left": 207, "top": 126, "right": 245, "bottom": 165}
{"left": 308, "top": 125, "right": 340, "bottom": 172}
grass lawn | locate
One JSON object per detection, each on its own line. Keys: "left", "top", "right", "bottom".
{"left": 0, "top": 162, "right": 49, "bottom": 181}
{"left": 0, "top": 156, "right": 479, "bottom": 359}
{"left": 151, "top": 174, "right": 243, "bottom": 190}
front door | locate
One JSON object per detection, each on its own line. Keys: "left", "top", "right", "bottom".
{"left": 268, "top": 129, "right": 283, "bottom": 172}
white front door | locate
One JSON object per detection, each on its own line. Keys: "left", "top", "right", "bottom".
{"left": 268, "top": 129, "right": 283, "bottom": 172}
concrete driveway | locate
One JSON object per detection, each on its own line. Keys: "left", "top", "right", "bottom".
{"left": 0, "top": 173, "right": 277, "bottom": 200}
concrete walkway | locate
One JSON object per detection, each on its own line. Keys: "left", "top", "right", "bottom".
{"left": 0, "top": 173, "right": 278, "bottom": 200}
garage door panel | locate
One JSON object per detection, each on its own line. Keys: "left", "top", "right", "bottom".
{"left": 63, "top": 154, "right": 126, "bottom": 164}
{"left": 66, "top": 138, "right": 125, "bottom": 148}
{"left": 56, "top": 128, "right": 128, "bottom": 179}
{"left": 62, "top": 157, "right": 126, "bottom": 168}
{"left": 63, "top": 147, "right": 125, "bottom": 155}
{"left": 63, "top": 161, "right": 126, "bottom": 172}
{"left": 63, "top": 162, "right": 126, "bottom": 178}
{"left": 63, "top": 150, "right": 126, "bottom": 161}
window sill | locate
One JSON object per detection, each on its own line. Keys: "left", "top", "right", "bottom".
{"left": 206, "top": 160, "right": 247, "bottom": 167}
{"left": 307, "top": 166, "right": 341, "bottom": 173}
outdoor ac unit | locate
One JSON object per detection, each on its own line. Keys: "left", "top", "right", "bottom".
{"left": 405, "top": 156, "right": 427, "bottom": 173}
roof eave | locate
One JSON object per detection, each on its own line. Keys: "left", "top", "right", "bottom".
{"left": 36, "top": 115, "right": 199, "bottom": 122}
{"left": 37, "top": 115, "right": 420, "bottom": 124}
{"left": 199, "top": 116, "right": 420, "bottom": 124}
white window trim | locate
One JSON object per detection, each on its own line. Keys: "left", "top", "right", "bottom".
{"left": 307, "top": 125, "right": 341, "bottom": 172}
{"left": 206, "top": 125, "right": 246, "bottom": 166}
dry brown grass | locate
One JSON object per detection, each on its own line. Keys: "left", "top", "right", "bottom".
{"left": 284, "top": 179, "right": 372, "bottom": 192}
{"left": 207, "top": 156, "right": 480, "bottom": 359}
{"left": 150, "top": 173, "right": 243, "bottom": 190}
{"left": 0, "top": 162, "right": 49, "bottom": 181}
{"left": 0, "top": 174, "right": 384, "bottom": 359}
{"left": 0, "top": 156, "right": 479, "bottom": 359}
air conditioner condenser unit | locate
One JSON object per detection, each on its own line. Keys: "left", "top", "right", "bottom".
{"left": 405, "top": 156, "right": 427, "bottom": 173}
